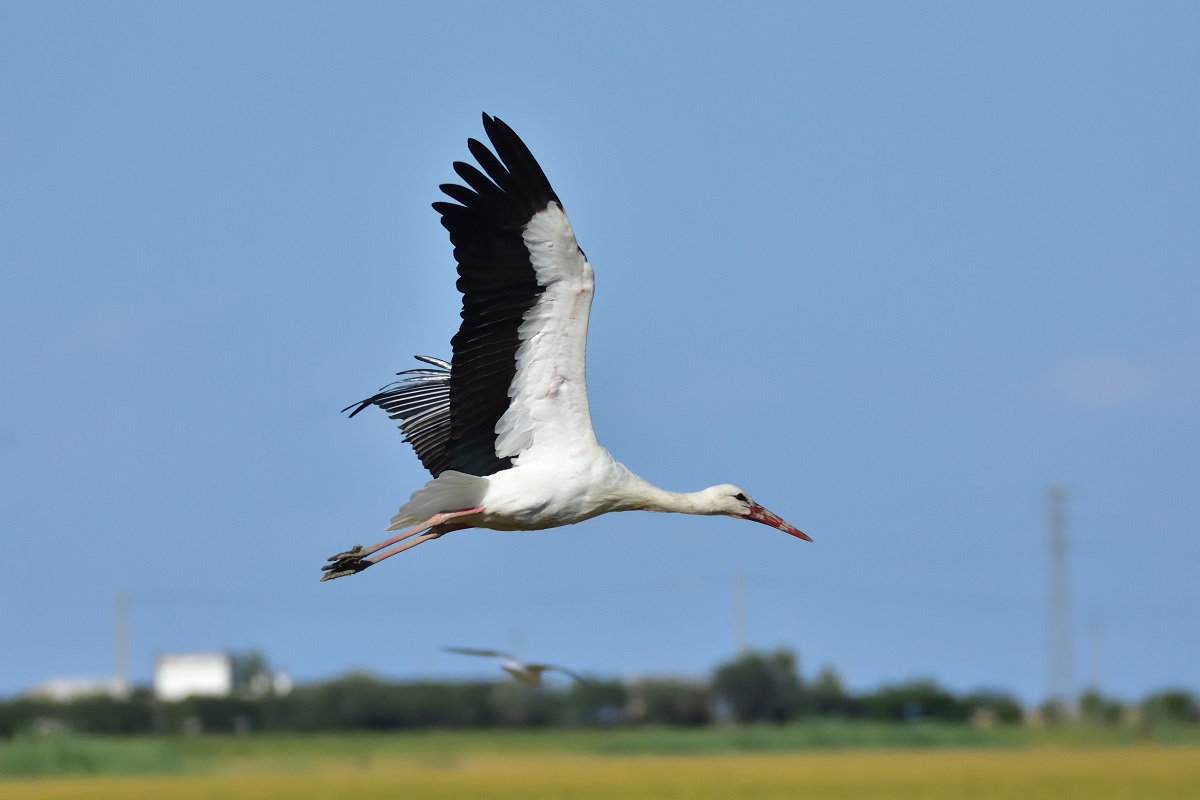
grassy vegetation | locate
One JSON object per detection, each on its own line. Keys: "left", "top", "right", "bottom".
{"left": 0, "top": 736, "right": 184, "bottom": 778}
{"left": 5, "top": 747, "right": 1200, "bottom": 800}
{"left": 3, "top": 722, "right": 1200, "bottom": 778}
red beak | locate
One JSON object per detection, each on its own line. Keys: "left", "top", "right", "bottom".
{"left": 743, "top": 503, "right": 812, "bottom": 542}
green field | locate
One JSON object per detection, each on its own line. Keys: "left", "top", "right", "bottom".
{"left": 4, "top": 726, "right": 1200, "bottom": 799}
{"left": 5, "top": 746, "right": 1200, "bottom": 800}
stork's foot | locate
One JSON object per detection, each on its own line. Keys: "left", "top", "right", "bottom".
{"left": 320, "top": 545, "right": 373, "bottom": 582}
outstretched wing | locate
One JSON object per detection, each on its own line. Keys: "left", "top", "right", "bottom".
{"left": 530, "top": 663, "right": 591, "bottom": 684}
{"left": 343, "top": 356, "right": 452, "bottom": 477}
{"left": 442, "top": 646, "right": 517, "bottom": 660}
{"left": 433, "top": 114, "right": 600, "bottom": 477}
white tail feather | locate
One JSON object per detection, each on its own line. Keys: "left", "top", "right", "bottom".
{"left": 386, "top": 470, "right": 489, "bottom": 530}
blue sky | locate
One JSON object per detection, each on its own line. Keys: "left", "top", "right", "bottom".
{"left": 2, "top": 2, "right": 1197, "bottom": 703}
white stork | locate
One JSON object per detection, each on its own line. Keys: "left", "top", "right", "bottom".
{"left": 442, "top": 647, "right": 587, "bottom": 686}
{"left": 322, "top": 114, "right": 809, "bottom": 581}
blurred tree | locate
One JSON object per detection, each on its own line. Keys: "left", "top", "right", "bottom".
{"left": 161, "top": 695, "right": 258, "bottom": 734}
{"left": 627, "top": 679, "right": 711, "bottom": 726}
{"left": 810, "top": 665, "right": 854, "bottom": 717}
{"left": 565, "top": 678, "right": 627, "bottom": 725}
{"left": 1037, "top": 698, "right": 1069, "bottom": 724}
{"left": 6, "top": 664, "right": 1189, "bottom": 735}
{"left": 860, "top": 679, "right": 970, "bottom": 723}
{"left": 1143, "top": 689, "right": 1198, "bottom": 723}
{"left": 963, "top": 689, "right": 1023, "bottom": 725}
{"left": 1079, "top": 688, "right": 1122, "bottom": 725}
{"left": 712, "top": 648, "right": 803, "bottom": 723}
{"left": 233, "top": 651, "right": 272, "bottom": 698}
{"left": 306, "top": 671, "right": 407, "bottom": 729}
{"left": 487, "top": 681, "right": 559, "bottom": 727}
{"left": 66, "top": 694, "right": 156, "bottom": 734}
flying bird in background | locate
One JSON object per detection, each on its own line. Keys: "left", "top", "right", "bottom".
{"left": 322, "top": 114, "right": 810, "bottom": 581}
{"left": 442, "top": 646, "right": 587, "bottom": 686}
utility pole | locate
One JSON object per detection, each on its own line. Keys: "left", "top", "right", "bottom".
{"left": 1047, "top": 485, "right": 1073, "bottom": 714}
{"left": 1089, "top": 614, "right": 1104, "bottom": 694}
{"left": 115, "top": 591, "right": 130, "bottom": 697}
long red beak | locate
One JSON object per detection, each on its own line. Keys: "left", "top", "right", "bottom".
{"left": 743, "top": 503, "right": 812, "bottom": 542}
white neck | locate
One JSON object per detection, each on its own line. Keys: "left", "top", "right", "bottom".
{"left": 624, "top": 478, "right": 713, "bottom": 515}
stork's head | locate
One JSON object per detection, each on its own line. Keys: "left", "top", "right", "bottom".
{"left": 700, "top": 484, "right": 811, "bottom": 542}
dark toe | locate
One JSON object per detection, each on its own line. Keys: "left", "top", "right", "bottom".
{"left": 327, "top": 545, "right": 365, "bottom": 562}
{"left": 319, "top": 552, "right": 372, "bottom": 582}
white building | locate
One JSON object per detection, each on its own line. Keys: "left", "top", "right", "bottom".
{"left": 154, "top": 652, "right": 234, "bottom": 701}
{"left": 29, "top": 676, "right": 128, "bottom": 702}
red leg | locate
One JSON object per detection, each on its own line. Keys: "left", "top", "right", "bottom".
{"left": 320, "top": 507, "right": 483, "bottom": 581}
{"left": 365, "top": 506, "right": 482, "bottom": 553}
{"left": 365, "top": 522, "right": 472, "bottom": 566}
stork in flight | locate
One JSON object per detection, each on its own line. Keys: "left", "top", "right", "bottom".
{"left": 321, "top": 114, "right": 809, "bottom": 581}
{"left": 442, "top": 647, "right": 587, "bottom": 686}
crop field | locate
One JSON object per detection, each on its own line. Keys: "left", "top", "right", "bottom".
{"left": 3, "top": 732, "right": 1200, "bottom": 800}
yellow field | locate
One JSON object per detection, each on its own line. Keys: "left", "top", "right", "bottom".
{"left": 6, "top": 746, "right": 1200, "bottom": 800}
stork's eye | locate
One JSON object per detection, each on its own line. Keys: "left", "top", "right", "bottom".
{"left": 733, "top": 493, "right": 748, "bottom": 502}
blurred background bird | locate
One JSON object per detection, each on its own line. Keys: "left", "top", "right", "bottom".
{"left": 443, "top": 646, "right": 587, "bottom": 686}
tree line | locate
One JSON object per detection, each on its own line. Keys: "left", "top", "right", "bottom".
{"left": 2, "top": 648, "right": 1195, "bottom": 736}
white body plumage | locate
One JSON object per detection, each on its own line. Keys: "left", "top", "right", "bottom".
{"left": 322, "top": 116, "right": 808, "bottom": 581}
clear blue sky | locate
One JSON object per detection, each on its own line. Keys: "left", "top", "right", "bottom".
{"left": 2, "top": 2, "right": 1197, "bottom": 703}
